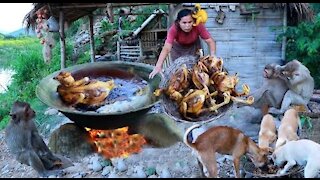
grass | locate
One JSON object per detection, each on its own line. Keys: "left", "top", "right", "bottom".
{"left": 0, "top": 36, "right": 90, "bottom": 132}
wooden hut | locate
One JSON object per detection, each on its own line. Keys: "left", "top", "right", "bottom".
{"left": 117, "top": 8, "right": 167, "bottom": 62}
{"left": 23, "top": 3, "right": 167, "bottom": 68}
{"left": 23, "top": 3, "right": 313, "bottom": 90}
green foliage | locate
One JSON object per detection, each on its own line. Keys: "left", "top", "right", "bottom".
{"left": 310, "top": 3, "right": 320, "bottom": 14}
{"left": 0, "top": 116, "right": 9, "bottom": 130}
{"left": 119, "top": 4, "right": 168, "bottom": 32}
{"left": 100, "top": 19, "right": 116, "bottom": 33}
{"left": 0, "top": 4, "right": 169, "bottom": 130}
{"left": 300, "top": 115, "right": 313, "bottom": 132}
{"left": 66, "top": 18, "right": 87, "bottom": 38}
{"left": 278, "top": 14, "right": 320, "bottom": 88}
{"left": 0, "top": 37, "right": 61, "bottom": 129}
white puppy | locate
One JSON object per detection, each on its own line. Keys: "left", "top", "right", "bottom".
{"left": 272, "top": 139, "right": 320, "bottom": 178}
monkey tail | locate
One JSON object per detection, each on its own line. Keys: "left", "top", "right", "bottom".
{"left": 183, "top": 124, "right": 202, "bottom": 149}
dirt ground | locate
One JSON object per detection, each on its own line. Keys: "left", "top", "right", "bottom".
{"left": 0, "top": 100, "right": 319, "bottom": 178}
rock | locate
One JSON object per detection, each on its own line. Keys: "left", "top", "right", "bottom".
{"left": 160, "top": 168, "right": 171, "bottom": 178}
{"left": 155, "top": 164, "right": 163, "bottom": 175}
{"left": 48, "top": 123, "right": 95, "bottom": 159}
{"left": 91, "top": 160, "right": 103, "bottom": 172}
{"left": 1, "top": 164, "right": 8, "bottom": 172}
{"left": 132, "top": 165, "right": 146, "bottom": 178}
{"left": 71, "top": 172, "right": 87, "bottom": 178}
{"left": 101, "top": 166, "right": 113, "bottom": 176}
{"left": 136, "top": 113, "right": 183, "bottom": 148}
{"left": 100, "top": 159, "right": 112, "bottom": 167}
{"left": 245, "top": 173, "right": 253, "bottom": 178}
{"left": 89, "top": 155, "right": 100, "bottom": 164}
{"left": 108, "top": 171, "right": 120, "bottom": 178}
{"left": 1, "top": 169, "right": 9, "bottom": 175}
{"left": 126, "top": 166, "right": 134, "bottom": 176}
{"left": 145, "top": 167, "right": 156, "bottom": 176}
{"left": 44, "top": 108, "right": 59, "bottom": 115}
{"left": 148, "top": 174, "right": 158, "bottom": 178}
{"left": 113, "top": 158, "right": 128, "bottom": 172}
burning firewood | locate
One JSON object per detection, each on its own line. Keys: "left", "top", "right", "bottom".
{"left": 87, "top": 127, "right": 146, "bottom": 159}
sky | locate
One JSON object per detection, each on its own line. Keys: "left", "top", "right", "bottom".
{"left": 0, "top": 3, "right": 33, "bottom": 34}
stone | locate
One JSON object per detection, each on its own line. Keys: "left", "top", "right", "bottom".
{"left": 48, "top": 123, "right": 95, "bottom": 159}
{"left": 44, "top": 108, "right": 59, "bottom": 115}
{"left": 101, "top": 166, "right": 113, "bottom": 176}
{"left": 136, "top": 113, "right": 183, "bottom": 148}
{"left": 160, "top": 168, "right": 171, "bottom": 178}
{"left": 116, "top": 159, "right": 127, "bottom": 172}
{"left": 91, "top": 160, "right": 103, "bottom": 172}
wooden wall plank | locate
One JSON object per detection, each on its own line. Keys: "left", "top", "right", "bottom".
{"left": 190, "top": 4, "right": 285, "bottom": 91}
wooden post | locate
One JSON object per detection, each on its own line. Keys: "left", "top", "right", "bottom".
{"left": 281, "top": 5, "right": 287, "bottom": 64}
{"left": 59, "top": 10, "right": 66, "bottom": 69}
{"left": 117, "top": 41, "right": 120, "bottom": 60}
{"left": 168, "top": 4, "right": 175, "bottom": 28}
{"left": 167, "top": 3, "right": 183, "bottom": 27}
{"left": 139, "top": 39, "right": 143, "bottom": 58}
{"left": 89, "top": 15, "right": 95, "bottom": 63}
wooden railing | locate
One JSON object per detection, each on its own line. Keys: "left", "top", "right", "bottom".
{"left": 117, "top": 40, "right": 143, "bottom": 62}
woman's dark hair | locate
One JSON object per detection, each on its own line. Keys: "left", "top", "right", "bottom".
{"left": 174, "top": 9, "right": 194, "bottom": 30}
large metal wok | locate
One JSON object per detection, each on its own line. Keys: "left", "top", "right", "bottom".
{"left": 36, "top": 61, "right": 162, "bottom": 130}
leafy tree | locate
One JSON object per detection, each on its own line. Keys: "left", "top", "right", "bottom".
{"left": 278, "top": 13, "right": 320, "bottom": 88}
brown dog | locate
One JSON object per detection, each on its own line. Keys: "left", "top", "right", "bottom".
{"left": 258, "top": 114, "right": 277, "bottom": 152}
{"left": 275, "top": 108, "right": 300, "bottom": 149}
{"left": 184, "top": 125, "right": 268, "bottom": 178}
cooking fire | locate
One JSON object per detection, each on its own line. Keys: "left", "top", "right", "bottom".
{"left": 86, "top": 126, "right": 147, "bottom": 158}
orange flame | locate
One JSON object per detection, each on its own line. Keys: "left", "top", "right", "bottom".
{"left": 87, "top": 127, "right": 146, "bottom": 158}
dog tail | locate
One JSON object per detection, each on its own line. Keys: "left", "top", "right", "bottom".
{"left": 183, "top": 124, "right": 202, "bottom": 149}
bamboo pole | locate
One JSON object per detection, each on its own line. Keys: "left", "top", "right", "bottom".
{"left": 117, "top": 41, "right": 120, "bottom": 60}
{"left": 89, "top": 15, "right": 95, "bottom": 63}
{"left": 54, "top": 3, "right": 171, "bottom": 9}
{"left": 59, "top": 10, "right": 66, "bottom": 69}
{"left": 281, "top": 5, "right": 287, "bottom": 64}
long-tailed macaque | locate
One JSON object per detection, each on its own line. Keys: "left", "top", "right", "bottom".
{"left": 239, "top": 63, "right": 288, "bottom": 110}
{"left": 269, "top": 60, "right": 314, "bottom": 114}
{"left": 5, "top": 101, "right": 63, "bottom": 177}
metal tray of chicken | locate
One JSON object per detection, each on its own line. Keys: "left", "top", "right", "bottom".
{"left": 159, "top": 55, "right": 233, "bottom": 123}
{"left": 243, "top": 160, "right": 303, "bottom": 178}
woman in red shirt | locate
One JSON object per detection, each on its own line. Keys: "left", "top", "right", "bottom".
{"left": 149, "top": 8, "right": 216, "bottom": 79}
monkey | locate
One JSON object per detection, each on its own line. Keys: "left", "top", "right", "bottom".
{"left": 238, "top": 63, "right": 288, "bottom": 110}
{"left": 269, "top": 60, "right": 315, "bottom": 115}
{"left": 5, "top": 101, "right": 64, "bottom": 177}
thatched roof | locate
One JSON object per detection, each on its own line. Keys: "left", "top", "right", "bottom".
{"left": 274, "top": 3, "right": 314, "bottom": 21}
{"left": 23, "top": 3, "right": 106, "bottom": 30}
{"left": 23, "top": 3, "right": 170, "bottom": 31}
{"left": 23, "top": 3, "right": 314, "bottom": 32}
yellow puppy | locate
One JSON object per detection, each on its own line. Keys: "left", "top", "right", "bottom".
{"left": 258, "top": 114, "right": 277, "bottom": 152}
{"left": 275, "top": 108, "right": 300, "bottom": 149}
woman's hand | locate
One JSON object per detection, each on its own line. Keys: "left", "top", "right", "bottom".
{"left": 149, "top": 66, "right": 162, "bottom": 79}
